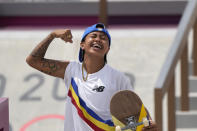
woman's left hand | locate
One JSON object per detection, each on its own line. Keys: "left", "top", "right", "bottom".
{"left": 142, "top": 120, "right": 158, "bottom": 131}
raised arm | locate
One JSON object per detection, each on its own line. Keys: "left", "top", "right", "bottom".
{"left": 26, "top": 29, "right": 73, "bottom": 79}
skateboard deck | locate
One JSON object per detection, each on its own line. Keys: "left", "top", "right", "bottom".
{"left": 110, "top": 90, "right": 150, "bottom": 131}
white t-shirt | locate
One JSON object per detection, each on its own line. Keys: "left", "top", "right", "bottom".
{"left": 64, "top": 61, "right": 133, "bottom": 131}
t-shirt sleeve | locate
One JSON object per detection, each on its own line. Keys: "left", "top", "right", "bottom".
{"left": 119, "top": 73, "right": 134, "bottom": 91}
{"left": 64, "top": 61, "right": 76, "bottom": 90}
{"left": 124, "top": 75, "right": 134, "bottom": 91}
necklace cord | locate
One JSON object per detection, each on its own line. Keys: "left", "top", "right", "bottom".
{"left": 82, "top": 63, "right": 88, "bottom": 81}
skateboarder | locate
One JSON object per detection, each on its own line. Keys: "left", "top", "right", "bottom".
{"left": 26, "top": 23, "right": 157, "bottom": 131}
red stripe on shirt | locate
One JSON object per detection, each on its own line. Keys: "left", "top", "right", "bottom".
{"left": 68, "top": 90, "right": 106, "bottom": 131}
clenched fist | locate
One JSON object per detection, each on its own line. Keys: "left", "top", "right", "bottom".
{"left": 51, "top": 29, "right": 73, "bottom": 43}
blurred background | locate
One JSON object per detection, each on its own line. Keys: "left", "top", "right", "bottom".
{"left": 0, "top": 0, "right": 197, "bottom": 131}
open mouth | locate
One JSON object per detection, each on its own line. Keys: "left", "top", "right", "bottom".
{"left": 91, "top": 43, "right": 102, "bottom": 50}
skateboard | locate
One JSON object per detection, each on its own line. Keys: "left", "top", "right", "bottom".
{"left": 110, "top": 90, "right": 150, "bottom": 131}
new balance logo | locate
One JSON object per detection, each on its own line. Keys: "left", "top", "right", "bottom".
{"left": 92, "top": 86, "right": 105, "bottom": 92}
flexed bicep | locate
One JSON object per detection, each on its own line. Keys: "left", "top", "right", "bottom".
{"left": 26, "top": 29, "right": 73, "bottom": 79}
{"left": 26, "top": 57, "right": 69, "bottom": 79}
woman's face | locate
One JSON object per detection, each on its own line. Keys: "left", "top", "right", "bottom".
{"left": 80, "top": 31, "right": 110, "bottom": 59}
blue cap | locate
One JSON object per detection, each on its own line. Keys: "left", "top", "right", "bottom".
{"left": 79, "top": 23, "right": 111, "bottom": 62}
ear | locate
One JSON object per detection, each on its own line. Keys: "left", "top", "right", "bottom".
{"left": 80, "top": 42, "right": 85, "bottom": 50}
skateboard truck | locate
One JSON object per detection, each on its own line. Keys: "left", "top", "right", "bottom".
{"left": 115, "top": 116, "right": 150, "bottom": 131}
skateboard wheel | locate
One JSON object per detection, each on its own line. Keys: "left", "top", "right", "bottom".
{"left": 143, "top": 117, "right": 150, "bottom": 127}
{"left": 115, "top": 126, "right": 121, "bottom": 131}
